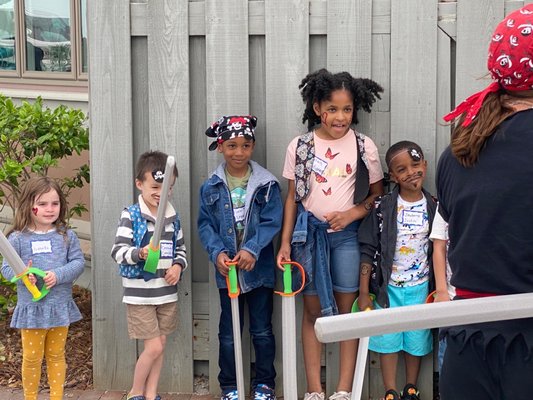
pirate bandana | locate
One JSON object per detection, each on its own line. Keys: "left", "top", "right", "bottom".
{"left": 205, "top": 115, "right": 257, "bottom": 151}
{"left": 444, "top": 5, "right": 533, "bottom": 126}
{"left": 152, "top": 169, "right": 165, "bottom": 182}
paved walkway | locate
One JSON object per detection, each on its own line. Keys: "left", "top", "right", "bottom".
{"left": 0, "top": 388, "right": 217, "bottom": 400}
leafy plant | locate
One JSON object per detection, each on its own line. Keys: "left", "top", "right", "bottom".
{"left": 0, "top": 258, "right": 17, "bottom": 319}
{"left": 0, "top": 94, "right": 90, "bottom": 220}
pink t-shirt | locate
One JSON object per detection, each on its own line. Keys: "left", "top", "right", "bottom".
{"left": 282, "top": 129, "right": 384, "bottom": 222}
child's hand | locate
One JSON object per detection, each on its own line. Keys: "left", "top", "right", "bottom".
{"left": 357, "top": 293, "right": 374, "bottom": 311}
{"left": 434, "top": 289, "right": 450, "bottom": 302}
{"left": 276, "top": 243, "right": 291, "bottom": 271}
{"left": 216, "top": 252, "right": 231, "bottom": 276}
{"left": 43, "top": 271, "right": 57, "bottom": 289}
{"left": 233, "top": 250, "right": 256, "bottom": 271}
{"left": 139, "top": 245, "right": 149, "bottom": 260}
{"left": 324, "top": 210, "right": 355, "bottom": 231}
{"left": 165, "top": 264, "right": 182, "bottom": 285}
{"left": 28, "top": 273, "right": 37, "bottom": 285}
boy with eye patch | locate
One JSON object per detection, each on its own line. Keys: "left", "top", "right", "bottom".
{"left": 357, "top": 141, "right": 437, "bottom": 400}
{"left": 111, "top": 150, "right": 187, "bottom": 400}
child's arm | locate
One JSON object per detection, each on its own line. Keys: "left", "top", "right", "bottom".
{"left": 111, "top": 209, "right": 143, "bottom": 265}
{"left": 197, "top": 185, "right": 230, "bottom": 268}
{"left": 324, "top": 180, "right": 384, "bottom": 231}
{"left": 357, "top": 204, "right": 381, "bottom": 310}
{"left": 240, "top": 182, "right": 283, "bottom": 270}
{"left": 276, "top": 179, "right": 297, "bottom": 271}
{"left": 47, "top": 230, "right": 85, "bottom": 288}
{"left": 432, "top": 239, "right": 449, "bottom": 302}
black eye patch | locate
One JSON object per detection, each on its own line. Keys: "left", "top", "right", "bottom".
{"left": 152, "top": 169, "right": 165, "bottom": 182}
{"left": 408, "top": 148, "right": 422, "bottom": 162}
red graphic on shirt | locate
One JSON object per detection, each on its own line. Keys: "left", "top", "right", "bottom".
{"left": 325, "top": 147, "right": 340, "bottom": 159}
{"left": 346, "top": 163, "right": 353, "bottom": 174}
{"left": 322, "top": 187, "right": 332, "bottom": 196}
{"left": 315, "top": 174, "right": 327, "bottom": 183}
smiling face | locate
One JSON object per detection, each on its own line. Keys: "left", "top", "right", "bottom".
{"left": 313, "top": 89, "right": 354, "bottom": 140}
{"left": 136, "top": 171, "right": 175, "bottom": 215}
{"left": 218, "top": 137, "right": 255, "bottom": 177}
{"left": 388, "top": 150, "right": 427, "bottom": 200}
{"left": 31, "top": 189, "right": 61, "bottom": 231}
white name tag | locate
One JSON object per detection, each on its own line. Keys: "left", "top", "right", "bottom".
{"left": 402, "top": 210, "right": 425, "bottom": 226}
{"left": 312, "top": 156, "right": 328, "bottom": 176}
{"left": 160, "top": 240, "right": 173, "bottom": 259}
{"left": 233, "top": 206, "right": 246, "bottom": 223}
{"left": 31, "top": 240, "right": 52, "bottom": 255}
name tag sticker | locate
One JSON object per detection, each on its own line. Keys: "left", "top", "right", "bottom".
{"left": 160, "top": 240, "right": 173, "bottom": 259}
{"left": 312, "top": 157, "right": 328, "bottom": 176}
{"left": 402, "top": 210, "right": 425, "bottom": 226}
{"left": 233, "top": 206, "right": 246, "bottom": 223}
{"left": 31, "top": 240, "right": 52, "bottom": 255}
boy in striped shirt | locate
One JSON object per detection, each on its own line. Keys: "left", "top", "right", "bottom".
{"left": 111, "top": 150, "right": 187, "bottom": 400}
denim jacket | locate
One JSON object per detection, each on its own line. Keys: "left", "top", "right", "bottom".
{"left": 197, "top": 160, "right": 283, "bottom": 293}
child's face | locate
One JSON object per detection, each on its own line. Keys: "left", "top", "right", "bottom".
{"left": 389, "top": 150, "right": 427, "bottom": 196}
{"left": 313, "top": 89, "right": 354, "bottom": 140}
{"left": 135, "top": 171, "right": 175, "bottom": 215}
{"left": 31, "top": 189, "right": 60, "bottom": 230}
{"left": 218, "top": 137, "right": 254, "bottom": 176}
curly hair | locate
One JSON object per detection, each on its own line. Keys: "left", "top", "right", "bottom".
{"left": 299, "top": 68, "right": 383, "bottom": 130}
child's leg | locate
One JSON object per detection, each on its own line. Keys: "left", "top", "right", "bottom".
{"left": 246, "top": 287, "right": 276, "bottom": 390}
{"left": 302, "top": 294, "right": 323, "bottom": 393}
{"left": 143, "top": 335, "right": 167, "bottom": 400}
{"left": 44, "top": 326, "right": 68, "bottom": 400}
{"left": 379, "top": 352, "right": 399, "bottom": 391}
{"left": 21, "top": 328, "right": 46, "bottom": 400}
{"left": 333, "top": 291, "right": 358, "bottom": 392}
{"left": 130, "top": 336, "right": 165, "bottom": 396}
{"left": 218, "top": 288, "right": 245, "bottom": 393}
{"left": 404, "top": 353, "right": 421, "bottom": 387}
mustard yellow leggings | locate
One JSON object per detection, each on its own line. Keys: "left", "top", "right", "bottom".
{"left": 21, "top": 326, "right": 69, "bottom": 400}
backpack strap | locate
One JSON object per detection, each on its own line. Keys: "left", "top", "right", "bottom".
{"left": 127, "top": 203, "right": 148, "bottom": 248}
{"left": 353, "top": 131, "right": 370, "bottom": 204}
{"left": 294, "top": 131, "right": 315, "bottom": 202}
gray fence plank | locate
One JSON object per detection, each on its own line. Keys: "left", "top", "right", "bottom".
{"left": 265, "top": 0, "right": 309, "bottom": 395}
{"left": 205, "top": 0, "right": 251, "bottom": 395}
{"left": 147, "top": 0, "right": 193, "bottom": 391}
{"left": 88, "top": 0, "right": 136, "bottom": 390}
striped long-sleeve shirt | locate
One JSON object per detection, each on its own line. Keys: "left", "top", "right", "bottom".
{"left": 111, "top": 196, "right": 187, "bottom": 305}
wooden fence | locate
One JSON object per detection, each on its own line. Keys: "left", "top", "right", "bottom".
{"left": 87, "top": 0, "right": 532, "bottom": 397}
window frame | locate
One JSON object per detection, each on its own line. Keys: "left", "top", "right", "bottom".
{"left": 0, "top": 0, "right": 88, "bottom": 87}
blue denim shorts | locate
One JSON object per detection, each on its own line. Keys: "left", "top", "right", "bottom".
{"left": 303, "top": 221, "right": 361, "bottom": 295}
{"left": 369, "top": 281, "right": 432, "bottom": 356}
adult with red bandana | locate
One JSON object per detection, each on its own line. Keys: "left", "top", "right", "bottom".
{"left": 437, "top": 5, "right": 533, "bottom": 399}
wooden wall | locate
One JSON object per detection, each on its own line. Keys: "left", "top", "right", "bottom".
{"left": 88, "top": 0, "right": 533, "bottom": 397}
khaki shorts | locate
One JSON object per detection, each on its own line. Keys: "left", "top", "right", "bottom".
{"left": 126, "top": 301, "right": 178, "bottom": 339}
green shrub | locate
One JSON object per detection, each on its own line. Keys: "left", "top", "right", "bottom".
{"left": 0, "top": 94, "right": 90, "bottom": 219}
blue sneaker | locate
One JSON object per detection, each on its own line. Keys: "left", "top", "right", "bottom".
{"left": 254, "top": 384, "right": 276, "bottom": 400}
{"left": 221, "top": 390, "right": 239, "bottom": 400}
{"left": 126, "top": 395, "right": 146, "bottom": 400}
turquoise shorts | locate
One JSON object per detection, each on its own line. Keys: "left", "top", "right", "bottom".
{"left": 369, "top": 281, "right": 432, "bottom": 356}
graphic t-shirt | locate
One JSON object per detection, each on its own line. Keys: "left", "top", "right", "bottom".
{"left": 390, "top": 195, "right": 430, "bottom": 287}
{"left": 225, "top": 167, "right": 251, "bottom": 246}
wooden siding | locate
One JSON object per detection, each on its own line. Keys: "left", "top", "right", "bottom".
{"left": 88, "top": 0, "right": 529, "bottom": 397}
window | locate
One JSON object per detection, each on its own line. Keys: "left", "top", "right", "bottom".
{"left": 0, "top": 0, "right": 87, "bottom": 86}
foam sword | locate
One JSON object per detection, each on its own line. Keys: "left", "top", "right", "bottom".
{"left": 0, "top": 229, "right": 49, "bottom": 301}
{"left": 143, "top": 156, "right": 175, "bottom": 274}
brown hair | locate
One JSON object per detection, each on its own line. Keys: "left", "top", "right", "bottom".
{"left": 135, "top": 150, "right": 178, "bottom": 181}
{"left": 450, "top": 90, "right": 514, "bottom": 167}
{"left": 7, "top": 177, "right": 68, "bottom": 237}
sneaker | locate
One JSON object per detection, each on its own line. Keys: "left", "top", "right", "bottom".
{"left": 328, "top": 391, "right": 351, "bottom": 400}
{"left": 254, "top": 384, "right": 276, "bottom": 400}
{"left": 401, "top": 384, "right": 420, "bottom": 400}
{"left": 221, "top": 390, "right": 239, "bottom": 400}
{"left": 384, "top": 389, "right": 400, "bottom": 400}
{"left": 303, "top": 392, "right": 325, "bottom": 400}
{"left": 126, "top": 395, "right": 146, "bottom": 400}
{"left": 154, "top": 396, "right": 162, "bottom": 400}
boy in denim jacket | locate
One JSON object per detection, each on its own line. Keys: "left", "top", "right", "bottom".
{"left": 198, "top": 115, "right": 282, "bottom": 400}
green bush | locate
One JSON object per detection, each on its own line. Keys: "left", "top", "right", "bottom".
{"left": 0, "top": 94, "right": 90, "bottom": 219}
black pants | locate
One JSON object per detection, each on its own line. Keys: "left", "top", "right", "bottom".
{"left": 440, "top": 331, "right": 533, "bottom": 400}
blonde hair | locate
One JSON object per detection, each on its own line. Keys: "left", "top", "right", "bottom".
{"left": 7, "top": 177, "right": 68, "bottom": 238}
